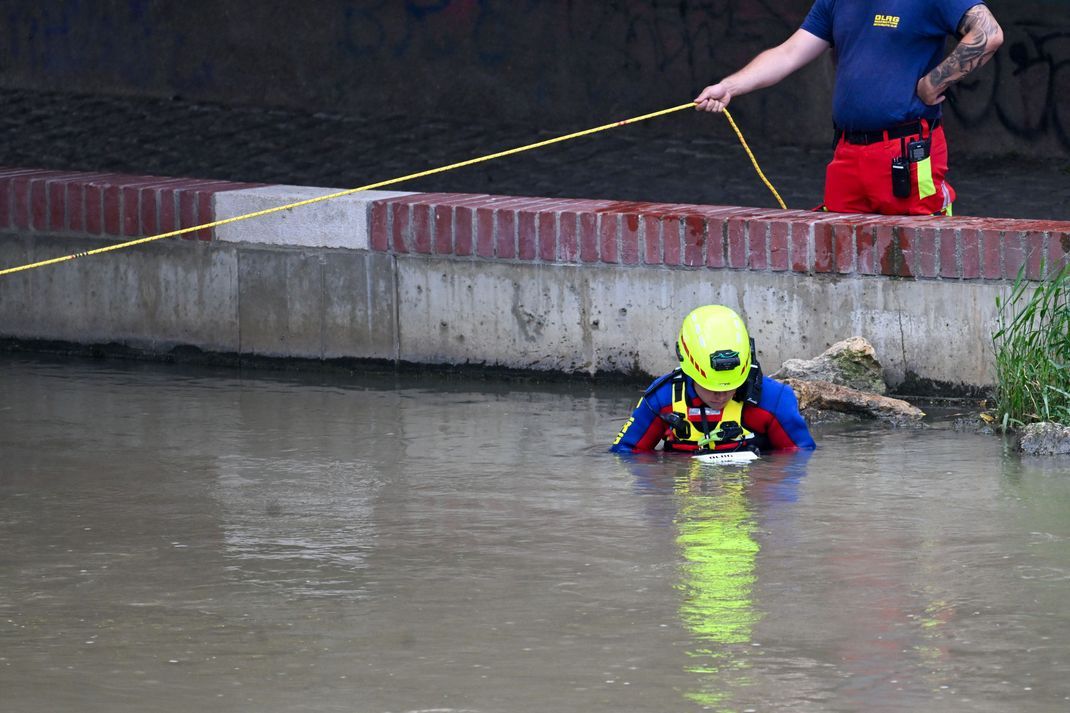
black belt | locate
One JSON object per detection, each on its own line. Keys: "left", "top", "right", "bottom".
{"left": 836, "top": 118, "right": 940, "bottom": 146}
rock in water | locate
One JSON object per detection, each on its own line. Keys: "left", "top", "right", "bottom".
{"left": 782, "top": 378, "right": 925, "bottom": 425}
{"left": 1019, "top": 422, "right": 1070, "bottom": 455}
{"left": 772, "top": 336, "right": 887, "bottom": 395}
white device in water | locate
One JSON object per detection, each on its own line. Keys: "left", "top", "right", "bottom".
{"left": 691, "top": 450, "right": 759, "bottom": 466}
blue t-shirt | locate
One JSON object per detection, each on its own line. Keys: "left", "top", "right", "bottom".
{"left": 801, "top": 0, "right": 982, "bottom": 131}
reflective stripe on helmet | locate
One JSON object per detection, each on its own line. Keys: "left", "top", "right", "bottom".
{"left": 678, "top": 334, "right": 708, "bottom": 381}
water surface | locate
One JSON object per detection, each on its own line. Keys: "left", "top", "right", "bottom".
{"left": 2, "top": 356, "right": 1069, "bottom": 712}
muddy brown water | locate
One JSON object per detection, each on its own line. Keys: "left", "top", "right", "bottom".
{"left": 2, "top": 355, "right": 1069, "bottom": 712}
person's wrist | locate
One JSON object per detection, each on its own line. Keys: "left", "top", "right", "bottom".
{"left": 918, "top": 75, "right": 934, "bottom": 101}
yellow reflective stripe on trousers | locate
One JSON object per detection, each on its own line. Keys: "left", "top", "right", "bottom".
{"left": 941, "top": 182, "right": 953, "bottom": 216}
{"left": 917, "top": 156, "right": 936, "bottom": 199}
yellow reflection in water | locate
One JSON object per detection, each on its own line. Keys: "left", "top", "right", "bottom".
{"left": 674, "top": 462, "right": 761, "bottom": 709}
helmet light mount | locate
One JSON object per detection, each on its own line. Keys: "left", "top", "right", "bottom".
{"left": 710, "top": 350, "right": 741, "bottom": 372}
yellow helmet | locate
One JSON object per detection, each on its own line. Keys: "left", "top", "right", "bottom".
{"left": 676, "top": 305, "right": 752, "bottom": 391}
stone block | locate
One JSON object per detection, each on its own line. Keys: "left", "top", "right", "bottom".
{"left": 215, "top": 186, "right": 414, "bottom": 249}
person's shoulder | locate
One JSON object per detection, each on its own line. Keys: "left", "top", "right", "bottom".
{"left": 643, "top": 370, "right": 679, "bottom": 400}
{"left": 759, "top": 375, "right": 791, "bottom": 394}
{"left": 801, "top": 0, "right": 835, "bottom": 38}
{"left": 804, "top": 0, "right": 833, "bottom": 11}
{"left": 755, "top": 376, "right": 801, "bottom": 409}
{"left": 637, "top": 368, "right": 680, "bottom": 408}
{"left": 805, "top": 0, "right": 837, "bottom": 19}
{"left": 947, "top": 0, "right": 986, "bottom": 11}
{"left": 939, "top": 0, "right": 987, "bottom": 28}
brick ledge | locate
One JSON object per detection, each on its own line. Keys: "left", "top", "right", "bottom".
{"left": 370, "top": 192, "right": 1070, "bottom": 281}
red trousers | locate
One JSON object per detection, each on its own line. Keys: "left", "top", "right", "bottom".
{"left": 824, "top": 125, "right": 955, "bottom": 215}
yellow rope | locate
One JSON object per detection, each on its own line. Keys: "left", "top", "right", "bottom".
{"left": 0, "top": 103, "right": 784, "bottom": 277}
{"left": 723, "top": 109, "right": 787, "bottom": 210}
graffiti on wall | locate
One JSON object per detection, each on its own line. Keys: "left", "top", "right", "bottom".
{"left": 1, "top": 1, "right": 1067, "bottom": 152}
{"left": 562, "top": 1, "right": 800, "bottom": 87}
{"left": 545, "top": 4, "right": 1070, "bottom": 153}
{"left": 948, "top": 20, "right": 1070, "bottom": 150}
{"left": 332, "top": 1, "right": 1069, "bottom": 151}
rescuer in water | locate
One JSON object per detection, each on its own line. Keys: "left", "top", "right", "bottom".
{"left": 611, "top": 305, "right": 815, "bottom": 454}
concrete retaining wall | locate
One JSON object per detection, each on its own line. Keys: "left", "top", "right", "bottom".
{"left": 1, "top": 167, "right": 1068, "bottom": 391}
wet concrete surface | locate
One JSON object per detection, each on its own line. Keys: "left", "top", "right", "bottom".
{"left": 1, "top": 87, "right": 1067, "bottom": 221}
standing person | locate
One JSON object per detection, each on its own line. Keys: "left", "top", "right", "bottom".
{"left": 611, "top": 305, "right": 815, "bottom": 454}
{"left": 694, "top": 2, "right": 1003, "bottom": 216}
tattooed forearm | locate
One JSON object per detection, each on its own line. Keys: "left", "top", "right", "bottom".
{"left": 924, "top": 5, "right": 1003, "bottom": 95}
{"left": 928, "top": 32, "right": 988, "bottom": 88}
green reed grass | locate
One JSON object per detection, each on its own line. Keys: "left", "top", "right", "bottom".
{"left": 992, "top": 263, "right": 1070, "bottom": 430}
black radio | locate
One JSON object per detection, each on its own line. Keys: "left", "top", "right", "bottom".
{"left": 891, "top": 155, "right": 910, "bottom": 198}
{"left": 906, "top": 137, "right": 931, "bottom": 162}
{"left": 890, "top": 135, "right": 932, "bottom": 199}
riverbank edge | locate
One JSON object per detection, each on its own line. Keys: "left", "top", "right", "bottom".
{"left": 0, "top": 168, "right": 1067, "bottom": 394}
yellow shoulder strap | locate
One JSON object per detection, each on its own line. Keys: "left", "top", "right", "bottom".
{"left": 671, "top": 382, "right": 755, "bottom": 448}
{"left": 698, "top": 398, "right": 755, "bottom": 447}
{"left": 719, "top": 399, "right": 744, "bottom": 429}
